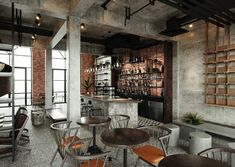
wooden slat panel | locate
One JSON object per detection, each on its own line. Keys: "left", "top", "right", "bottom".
{"left": 217, "top": 88, "right": 226, "bottom": 94}
{"left": 229, "top": 55, "right": 235, "bottom": 61}
{"left": 217, "top": 56, "right": 227, "bottom": 62}
{"left": 207, "top": 77, "right": 216, "bottom": 83}
{"left": 207, "top": 67, "right": 216, "bottom": 73}
{"left": 228, "top": 99, "right": 235, "bottom": 107}
{"left": 217, "top": 66, "right": 226, "bottom": 72}
{"left": 228, "top": 88, "right": 235, "bottom": 95}
{"left": 228, "top": 77, "right": 235, "bottom": 83}
{"left": 217, "top": 77, "right": 226, "bottom": 83}
{"left": 207, "top": 87, "right": 216, "bottom": 94}
{"left": 216, "top": 98, "right": 226, "bottom": 105}
{"left": 228, "top": 66, "right": 235, "bottom": 72}
{"left": 207, "top": 96, "right": 216, "bottom": 104}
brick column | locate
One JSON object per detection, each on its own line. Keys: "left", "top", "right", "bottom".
{"left": 32, "top": 48, "right": 45, "bottom": 104}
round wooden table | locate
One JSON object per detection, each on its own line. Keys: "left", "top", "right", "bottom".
{"left": 158, "top": 154, "right": 230, "bottom": 167}
{"left": 77, "top": 116, "right": 111, "bottom": 153}
{"left": 101, "top": 128, "right": 150, "bottom": 167}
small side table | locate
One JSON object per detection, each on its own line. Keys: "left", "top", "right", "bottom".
{"left": 189, "top": 132, "right": 212, "bottom": 154}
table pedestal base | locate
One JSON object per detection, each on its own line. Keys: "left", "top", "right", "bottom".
{"left": 123, "top": 149, "right": 127, "bottom": 167}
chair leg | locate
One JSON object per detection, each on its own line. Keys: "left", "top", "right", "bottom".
{"left": 60, "top": 154, "right": 67, "bottom": 167}
{"left": 17, "top": 145, "right": 31, "bottom": 151}
{"left": 135, "top": 157, "right": 140, "bottom": 167}
{"left": 50, "top": 149, "right": 58, "bottom": 166}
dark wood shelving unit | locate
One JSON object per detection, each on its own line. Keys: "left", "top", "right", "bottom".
{"left": 204, "top": 23, "right": 235, "bottom": 107}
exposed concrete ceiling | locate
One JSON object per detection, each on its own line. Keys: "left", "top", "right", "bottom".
{"left": 0, "top": 0, "right": 181, "bottom": 44}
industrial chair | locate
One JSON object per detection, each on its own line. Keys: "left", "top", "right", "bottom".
{"left": 133, "top": 125, "right": 171, "bottom": 167}
{"left": 50, "top": 121, "right": 82, "bottom": 166}
{"left": 62, "top": 137, "right": 111, "bottom": 167}
{"left": 109, "top": 114, "right": 130, "bottom": 129}
{"left": 104, "top": 114, "right": 130, "bottom": 159}
{"left": 0, "top": 112, "right": 30, "bottom": 157}
{"left": 3, "top": 106, "right": 29, "bottom": 142}
{"left": 198, "top": 147, "right": 235, "bottom": 167}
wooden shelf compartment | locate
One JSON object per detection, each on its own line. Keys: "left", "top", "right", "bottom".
{"left": 207, "top": 77, "right": 216, "bottom": 84}
{"left": 206, "top": 95, "right": 216, "bottom": 104}
{"left": 206, "top": 67, "right": 216, "bottom": 73}
{"left": 228, "top": 97, "right": 235, "bottom": 107}
{"left": 216, "top": 96, "right": 227, "bottom": 105}
{"left": 217, "top": 77, "right": 227, "bottom": 84}
{"left": 205, "top": 44, "right": 235, "bottom": 54}
{"left": 228, "top": 77, "right": 235, "bottom": 84}
{"left": 217, "top": 66, "right": 227, "bottom": 73}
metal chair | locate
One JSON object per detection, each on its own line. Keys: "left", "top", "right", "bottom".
{"left": 50, "top": 121, "right": 81, "bottom": 166}
{"left": 62, "top": 137, "right": 111, "bottom": 167}
{"left": 0, "top": 112, "right": 30, "bottom": 157}
{"left": 109, "top": 114, "right": 130, "bottom": 129}
{"left": 198, "top": 147, "right": 235, "bottom": 167}
{"left": 104, "top": 114, "right": 130, "bottom": 159}
{"left": 133, "top": 125, "right": 171, "bottom": 167}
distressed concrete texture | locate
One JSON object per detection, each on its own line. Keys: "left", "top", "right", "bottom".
{"left": 173, "top": 21, "right": 235, "bottom": 126}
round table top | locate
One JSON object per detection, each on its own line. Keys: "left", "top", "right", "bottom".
{"left": 158, "top": 154, "right": 229, "bottom": 167}
{"left": 77, "top": 116, "right": 111, "bottom": 127}
{"left": 101, "top": 128, "right": 150, "bottom": 149}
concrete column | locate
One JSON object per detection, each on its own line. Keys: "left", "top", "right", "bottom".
{"left": 45, "top": 46, "right": 53, "bottom": 109}
{"left": 66, "top": 16, "right": 81, "bottom": 122}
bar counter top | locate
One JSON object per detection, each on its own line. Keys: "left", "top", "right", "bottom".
{"left": 81, "top": 95, "right": 141, "bottom": 103}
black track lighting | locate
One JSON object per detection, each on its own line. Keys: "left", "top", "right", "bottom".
{"left": 35, "top": 19, "right": 40, "bottom": 26}
{"left": 80, "top": 23, "right": 85, "bottom": 30}
{"left": 35, "top": 13, "right": 41, "bottom": 20}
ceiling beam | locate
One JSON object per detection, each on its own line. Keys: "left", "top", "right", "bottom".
{"left": 0, "top": 21, "right": 53, "bottom": 36}
{"left": 70, "top": 0, "right": 97, "bottom": 17}
{"left": 158, "top": 0, "right": 225, "bottom": 27}
{"left": 174, "top": 0, "right": 231, "bottom": 25}
{"left": 51, "top": 21, "right": 67, "bottom": 48}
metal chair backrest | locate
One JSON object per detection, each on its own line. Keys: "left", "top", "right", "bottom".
{"left": 139, "top": 125, "right": 171, "bottom": 156}
{"left": 50, "top": 121, "right": 80, "bottom": 159}
{"left": 109, "top": 114, "right": 130, "bottom": 129}
{"left": 64, "top": 138, "right": 111, "bottom": 167}
{"left": 13, "top": 113, "right": 29, "bottom": 143}
{"left": 198, "top": 147, "right": 235, "bottom": 167}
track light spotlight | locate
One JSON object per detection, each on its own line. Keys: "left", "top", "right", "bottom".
{"left": 80, "top": 23, "right": 85, "bottom": 30}
{"left": 35, "top": 19, "right": 40, "bottom": 26}
{"left": 31, "top": 34, "right": 36, "bottom": 40}
{"left": 35, "top": 13, "right": 41, "bottom": 20}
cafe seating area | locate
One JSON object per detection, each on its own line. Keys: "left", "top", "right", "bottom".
{"left": 0, "top": 0, "right": 235, "bottom": 166}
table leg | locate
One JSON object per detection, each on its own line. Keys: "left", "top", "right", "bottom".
{"left": 93, "top": 126, "right": 96, "bottom": 146}
{"left": 123, "top": 148, "right": 127, "bottom": 167}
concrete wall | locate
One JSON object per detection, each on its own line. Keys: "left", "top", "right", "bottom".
{"left": 173, "top": 21, "right": 235, "bottom": 126}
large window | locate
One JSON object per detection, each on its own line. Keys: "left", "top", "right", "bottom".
{"left": 52, "top": 50, "right": 67, "bottom": 103}
{"left": 0, "top": 46, "right": 32, "bottom": 107}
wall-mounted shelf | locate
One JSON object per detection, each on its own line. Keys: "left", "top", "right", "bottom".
{"left": 204, "top": 24, "right": 235, "bottom": 107}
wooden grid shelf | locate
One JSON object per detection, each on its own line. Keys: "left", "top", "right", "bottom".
{"left": 204, "top": 24, "right": 235, "bottom": 107}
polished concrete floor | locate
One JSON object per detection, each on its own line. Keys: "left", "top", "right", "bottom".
{"left": 0, "top": 106, "right": 187, "bottom": 167}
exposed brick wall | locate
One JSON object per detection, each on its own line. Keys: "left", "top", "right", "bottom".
{"left": 32, "top": 48, "right": 45, "bottom": 104}
{"left": 81, "top": 53, "right": 95, "bottom": 94}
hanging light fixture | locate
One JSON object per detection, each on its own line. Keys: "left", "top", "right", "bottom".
{"left": 35, "top": 13, "right": 41, "bottom": 26}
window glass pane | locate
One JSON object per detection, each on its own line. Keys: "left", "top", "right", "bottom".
{"left": 0, "top": 54, "right": 10, "bottom": 64}
{"left": 15, "top": 81, "right": 25, "bottom": 93}
{"left": 14, "top": 46, "right": 31, "bottom": 56}
{"left": 53, "top": 81, "right": 64, "bottom": 92}
{"left": 27, "top": 81, "right": 31, "bottom": 92}
{"left": 15, "top": 56, "right": 31, "bottom": 67}
{"left": 52, "top": 59, "right": 66, "bottom": 69}
{"left": 53, "top": 92, "right": 65, "bottom": 103}
{"left": 52, "top": 50, "right": 66, "bottom": 59}
{"left": 53, "top": 70, "right": 65, "bottom": 80}
{"left": 15, "top": 68, "right": 25, "bottom": 80}
{"left": 27, "top": 68, "right": 31, "bottom": 80}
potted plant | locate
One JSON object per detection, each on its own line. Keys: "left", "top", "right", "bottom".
{"left": 182, "top": 112, "right": 204, "bottom": 125}
{"left": 82, "top": 77, "right": 93, "bottom": 94}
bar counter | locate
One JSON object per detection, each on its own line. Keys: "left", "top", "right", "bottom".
{"left": 81, "top": 95, "right": 141, "bottom": 127}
